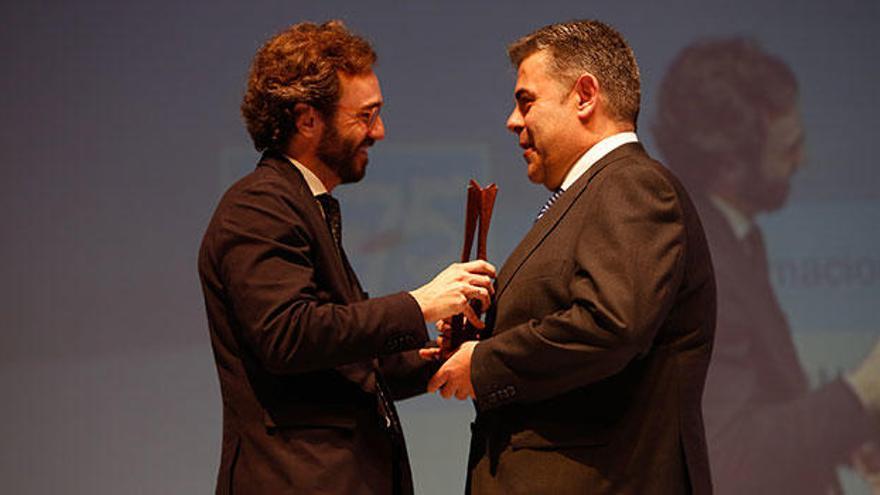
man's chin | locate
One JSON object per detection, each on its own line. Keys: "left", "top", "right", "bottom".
{"left": 762, "top": 187, "right": 790, "bottom": 212}
{"left": 526, "top": 162, "right": 544, "bottom": 185}
{"left": 353, "top": 164, "right": 367, "bottom": 182}
{"left": 354, "top": 154, "right": 368, "bottom": 178}
{"left": 746, "top": 182, "right": 791, "bottom": 213}
{"left": 340, "top": 160, "right": 367, "bottom": 184}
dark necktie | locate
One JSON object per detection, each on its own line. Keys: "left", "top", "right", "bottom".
{"left": 315, "top": 192, "right": 356, "bottom": 291}
{"left": 316, "top": 193, "right": 343, "bottom": 250}
{"left": 315, "top": 193, "right": 404, "bottom": 457}
{"left": 536, "top": 187, "right": 564, "bottom": 221}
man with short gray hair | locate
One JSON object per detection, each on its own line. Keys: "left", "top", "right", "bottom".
{"left": 427, "top": 20, "right": 716, "bottom": 494}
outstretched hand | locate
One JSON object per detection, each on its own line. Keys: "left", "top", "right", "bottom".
{"left": 418, "top": 319, "right": 452, "bottom": 362}
{"left": 847, "top": 338, "right": 880, "bottom": 416}
{"left": 852, "top": 442, "right": 880, "bottom": 491}
{"left": 426, "top": 340, "right": 477, "bottom": 400}
{"left": 409, "top": 261, "right": 495, "bottom": 328}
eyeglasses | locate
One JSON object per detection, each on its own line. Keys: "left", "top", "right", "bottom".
{"left": 337, "top": 105, "right": 382, "bottom": 130}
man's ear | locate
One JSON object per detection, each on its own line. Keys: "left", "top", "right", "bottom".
{"left": 294, "top": 103, "right": 322, "bottom": 138}
{"left": 574, "top": 73, "right": 600, "bottom": 121}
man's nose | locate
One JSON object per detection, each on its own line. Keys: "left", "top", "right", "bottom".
{"left": 369, "top": 115, "right": 386, "bottom": 141}
{"left": 506, "top": 107, "right": 523, "bottom": 134}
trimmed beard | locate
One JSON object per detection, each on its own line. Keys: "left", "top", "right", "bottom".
{"left": 317, "top": 122, "right": 371, "bottom": 185}
{"left": 734, "top": 164, "right": 792, "bottom": 213}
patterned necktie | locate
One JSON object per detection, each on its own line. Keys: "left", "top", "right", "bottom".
{"left": 536, "top": 187, "right": 564, "bottom": 221}
{"left": 316, "top": 193, "right": 343, "bottom": 250}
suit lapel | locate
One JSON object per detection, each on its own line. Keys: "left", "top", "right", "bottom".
{"left": 258, "top": 152, "right": 360, "bottom": 302}
{"left": 698, "top": 198, "right": 808, "bottom": 394}
{"left": 495, "top": 143, "right": 646, "bottom": 301}
{"left": 259, "top": 152, "right": 383, "bottom": 393}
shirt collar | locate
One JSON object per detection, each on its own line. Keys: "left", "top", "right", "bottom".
{"left": 560, "top": 132, "right": 639, "bottom": 191}
{"left": 283, "top": 154, "right": 328, "bottom": 197}
{"left": 710, "top": 194, "right": 753, "bottom": 241}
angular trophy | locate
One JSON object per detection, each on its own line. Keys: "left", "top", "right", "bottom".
{"left": 441, "top": 179, "right": 497, "bottom": 359}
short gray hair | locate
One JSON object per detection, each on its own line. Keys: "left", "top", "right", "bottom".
{"left": 508, "top": 20, "right": 641, "bottom": 125}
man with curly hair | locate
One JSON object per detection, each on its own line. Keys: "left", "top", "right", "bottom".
{"left": 198, "top": 20, "right": 495, "bottom": 494}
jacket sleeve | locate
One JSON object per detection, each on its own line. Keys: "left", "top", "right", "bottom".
{"left": 379, "top": 348, "right": 442, "bottom": 401}
{"left": 705, "top": 357, "right": 880, "bottom": 489}
{"left": 471, "top": 164, "right": 686, "bottom": 411}
{"left": 214, "top": 178, "right": 429, "bottom": 374}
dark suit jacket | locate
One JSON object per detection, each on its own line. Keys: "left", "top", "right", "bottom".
{"left": 198, "top": 151, "right": 434, "bottom": 494}
{"left": 467, "top": 143, "right": 716, "bottom": 494}
{"left": 696, "top": 197, "right": 880, "bottom": 494}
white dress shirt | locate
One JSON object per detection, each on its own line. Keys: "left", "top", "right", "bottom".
{"left": 284, "top": 154, "right": 328, "bottom": 197}
{"left": 559, "top": 131, "right": 639, "bottom": 191}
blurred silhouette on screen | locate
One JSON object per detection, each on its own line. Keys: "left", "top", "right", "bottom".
{"left": 653, "top": 38, "right": 880, "bottom": 494}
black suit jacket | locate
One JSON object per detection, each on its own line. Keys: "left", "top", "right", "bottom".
{"left": 198, "top": 151, "right": 433, "bottom": 494}
{"left": 697, "top": 197, "right": 880, "bottom": 494}
{"left": 468, "top": 143, "right": 716, "bottom": 494}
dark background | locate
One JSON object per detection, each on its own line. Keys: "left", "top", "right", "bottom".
{"left": 2, "top": 0, "right": 877, "bottom": 493}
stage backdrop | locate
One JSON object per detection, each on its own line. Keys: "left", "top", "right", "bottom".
{"left": 1, "top": 0, "right": 877, "bottom": 493}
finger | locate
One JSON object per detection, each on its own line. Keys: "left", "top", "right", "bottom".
{"left": 463, "top": 289, "right": 489, "bottom": 311}
{"left": 418, "top": 348, "right": 441, "bottom": 361}
{"left": 427, "top": 369, "right": 448, "bottom": 393}
{"left": 462, "top": 303, "right": 485, "bottom": 329}
{"left": 468, "top": 274, "right": 493, "bottom": 288}
{"left": 455, "top": 386, "right": 470, "bottom": 401}
{"left": 436, "top": 320, "right": 451, "bottom": 334}
{"left": 472, "top": 260, "right": 496, "bottom": 277}
{"left": 469, "top": 274, "right": 495, "bottom": 296}
{"left": 462, "top": 259, "right": 496, "bottom": 278}
{"left": 467, "top": 288, "right": 491, "bottom": 316}
{"left": 467, "top": 288, "right": 492, "bottom": 312}
{"left": 440, "top": 382, "right": 455, "bottom": 399}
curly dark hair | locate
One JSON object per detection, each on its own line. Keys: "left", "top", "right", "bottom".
{"left": 508, "top": 20, "right": 641, "bottom": 126}
{"left": 241, "top": 20, "right": 377, "bottom": 152}
{"left": 652, "top": 38, "right": 797, "bottom": 191}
